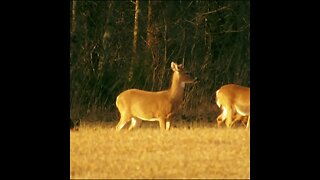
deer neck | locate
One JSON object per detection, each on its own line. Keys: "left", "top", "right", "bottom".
{"left": 168, "top": 72, "right": 185, "bottom": 104}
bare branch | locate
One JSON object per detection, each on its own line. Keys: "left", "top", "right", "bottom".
{"left": 190, "top": 6, "right": 231, "bottom": 22}
{"left": 223, "top": 24, "right": 250, "bottom": 33}
{"left": 202, "top": 6, "right": 230, "bottom": 16}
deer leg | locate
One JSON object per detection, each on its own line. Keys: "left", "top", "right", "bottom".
{"left": 230, "top": 114, "right": 241, "bottom": 128}
{"left": 116, "top": 113, "right": 131, "bottom": 131}
{"left": 225, "top": 107, "right": 233, "bottom": 128}
{"left": 159, "top": 117, "right": 166, "bottom": 130}
{"left": 216, "top": 113, "right": 223, "bottom": 128}
{"left": 165, "top": 120, "right": 171, "bottom": 130}
{"left": 128, "top": 117, "right": 142, "bottom": 131}
{"left": 136, "top": 118, "right": 142, "bottom": 128}
{"left": 128, "top": 117, "right": 136, "bottom": 131}
{"left": 217, "top": 106, "right": 228, "bottom": 128}
{"left": 246, "top": 116, "right": 250, "bottom": 129}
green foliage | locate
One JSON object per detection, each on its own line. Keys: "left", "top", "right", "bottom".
{"left": 70, "top": 1, "right": 250, "bottom": 119}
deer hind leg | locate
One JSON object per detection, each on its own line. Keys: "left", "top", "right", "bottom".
{"left": 216, "top": 106, "right": 227, "bottom": 128}
{"left": 240, "top": 116, "right": 247, "bottom": 127}
{"left": 216, "top": 113, "right": 223, "bottom": 128}
{"left": 128, "top": 117, "right": 142, "bottom": 131}
{"left": 116, "top": 112, "right": 131, "bottom": 131}
{"left": 246, "top": 116, "right": 250, "bottom": 129}
{"left": 230, "top": 113, "right": 243, "bottom": 128}
{"left": 225, "top": 106, "right": 233, "bottom": 128}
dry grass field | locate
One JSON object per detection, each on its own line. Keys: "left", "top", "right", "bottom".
{"left": 70, "top": 120, "right": 250, "bottom": 179}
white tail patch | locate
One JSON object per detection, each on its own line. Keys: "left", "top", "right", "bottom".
{"left": 216, "top": 99, "right": 221, "bottom": 108}
{"left": 216, "top": 90, "right": 221, "bottom": 108}
{"left": 116, "top": 96, "right": 119, "bottom": 107}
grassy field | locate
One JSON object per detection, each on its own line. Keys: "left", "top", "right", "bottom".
{"left": 70, "top": 120, "right": 250, "bottom": 179}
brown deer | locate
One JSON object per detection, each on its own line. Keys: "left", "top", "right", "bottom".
{"left": 115, "top": 62, "right": 196, "bottom": 131}
{"left": 216, "top": 84, "right": 250, "bottom": 129}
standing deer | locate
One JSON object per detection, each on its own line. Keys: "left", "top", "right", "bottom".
{"left": 115, "top": 62, "right": 196, "bottom": 131}
{"left": 215, "top": 84, "right": 250, "bottom": 129}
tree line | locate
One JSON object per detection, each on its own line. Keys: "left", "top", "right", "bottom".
{"left": 70, "top": 0, "right": 250, "bottom": 121}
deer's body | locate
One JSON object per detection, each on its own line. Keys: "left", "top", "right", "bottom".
{"left": 115, "top": 62, "right": 195, "bottom": 131}
{"left": 216, "top": 84, "right": 250, "bottom": 129}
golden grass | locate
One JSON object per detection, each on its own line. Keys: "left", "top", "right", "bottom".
{"left": 70, "top": 121, "right": 250, "bottom": 179}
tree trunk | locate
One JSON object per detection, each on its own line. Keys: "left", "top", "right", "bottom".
{"left": 71, "top": 0, "right": 76, "bottom": 34}
{"left": 146, "top": 0, "right": 152, "bottom": 48}
{"left": 128, "top": 0, "right": 140, "bottom": 82}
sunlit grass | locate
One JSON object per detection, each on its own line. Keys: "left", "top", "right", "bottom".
{"left": 70, "top": 121, "right": 250, "bottom": 179}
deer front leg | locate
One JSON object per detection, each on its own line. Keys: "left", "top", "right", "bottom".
{"left": 165, "top": 120, "right": 171, "bottom": 130}
{"left": 159, "top": 117, "right": 166, "bottom": 130}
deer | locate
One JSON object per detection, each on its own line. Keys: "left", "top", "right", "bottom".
{"left": 215, "top": 84, "right": 250, "bottom": 129}
{"left": 115, "top": 62, "right": 196, "bottom": 131}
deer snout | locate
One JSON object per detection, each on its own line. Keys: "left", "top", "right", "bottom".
{"left": 184, "top": 72, "right": 197, "bottom": 84}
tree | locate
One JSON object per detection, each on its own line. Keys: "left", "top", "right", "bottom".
{"left": 71, "top": 0, "right": 76, "bottom": 34}
{"left": 128, "top": 0, "right": 140, "bottom": 82}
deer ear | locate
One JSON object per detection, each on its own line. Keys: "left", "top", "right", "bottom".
{"left": 178, "top": 64, "right": 184, "bottom": 69}
{"left": 171, "top": 62, "right": 178, "bottom": 71}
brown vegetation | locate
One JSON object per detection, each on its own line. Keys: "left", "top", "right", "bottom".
{"left": 70, "top": 121, "right": 250, "bottom": 179}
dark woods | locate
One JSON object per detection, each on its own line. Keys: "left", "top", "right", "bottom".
{"left": 70, "top": 1, "right": 250, "bottom": 121}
